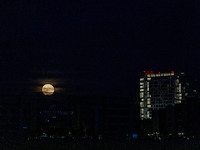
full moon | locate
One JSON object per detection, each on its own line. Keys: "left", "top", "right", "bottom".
{"left": 42, "top": 84, "right": 54, "bottom": 95}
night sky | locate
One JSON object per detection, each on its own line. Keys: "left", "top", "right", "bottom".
{"left": 0, "top": 1, "right": 200, "bottom": 96}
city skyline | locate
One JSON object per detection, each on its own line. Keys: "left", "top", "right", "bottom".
{"left": 1, "top": 1, "right": 200, "bottom": 149}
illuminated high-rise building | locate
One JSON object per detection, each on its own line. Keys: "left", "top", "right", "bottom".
{"left": 139, "top": 71, "right": 186, "bottom": 120}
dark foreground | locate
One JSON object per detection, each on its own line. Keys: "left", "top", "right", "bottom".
{"left": 0, "top": 139, "right": 200, "bottom": 150}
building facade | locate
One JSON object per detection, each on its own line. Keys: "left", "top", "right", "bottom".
{"left": 139, "top": 71, "right": 186, "bottom": 120}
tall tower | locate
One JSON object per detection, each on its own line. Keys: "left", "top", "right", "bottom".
{"left": 139, "top": 71, "right": 186, "bottom": 120}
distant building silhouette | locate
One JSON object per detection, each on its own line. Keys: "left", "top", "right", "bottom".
{"left": 0, "top": 92, "right": 140, "bottom": 140}
{"left": 72, "top": 96, "right": 140, "bottom": 139}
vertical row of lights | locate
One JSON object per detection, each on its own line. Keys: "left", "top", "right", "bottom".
{"left": 175, "top": 78, "right": 182, "bottom": 104}
{"left": 146, "top": 79, "right": 151, "bottom": 119}
{"left": 140, "top": 78, "right": 144, "bottom": 120}
{"left": 140, "top": 76, "right": 152, "bottom": 120}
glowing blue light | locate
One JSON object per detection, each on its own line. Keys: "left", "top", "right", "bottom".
{"left": 52, "top": 115, "right": 56, "bottom": 119}
{"left": 133, "top": 134, "right": 137, "bottom": 139}
{"left": 23, "top": 127, "right": 28, "bottom": 129}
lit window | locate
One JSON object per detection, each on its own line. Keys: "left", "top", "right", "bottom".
{"left": 140, "top": 89, "right": 144, "bottom": 92}
{"left": 140, "top": 92, "right": 144, "bottom": 98}
{"left": 163, "top": 73, "right": 170, "bottom": 76}
{"left": 140, "top": 109, "right": 144, "bottom": 114}
{"left": 147, "top": 105, "right": 151, "bottom": 108}
{"left": 147, "top": 82, "right": 149, "bottom": 87}
{"left": 140, "top": 86, "right": 144, "bottom": 88}
{"left": 140, "top": 102, "right": 144, "bottom": 107}
{"left": 141, "top": 98, "right": 144, "bottom": 101}
{"left": 147, "top": 95, "right": 151, "bottom": 98}
{"left": 140, "top": 82, "right": 144, "bottom": 85}
{"left": 147, "top": 100, "right": 151, "bottom": 104}
{"left": 140, "top": 78, "right": 144, "bottom": 81}
{"left": 156, "top": 74, "right": 160, "bottom": 77}
{"left": 147, "top": 78, "right": 151, "bottom": 80}
{"left": 147, "top": 111, "right": 150, "bottom": 118}
{"left": 179, "top": 84, "right": 182, "bottom": 92}
{"left": 176, "top": 79, "right": 179, "bottom": 84}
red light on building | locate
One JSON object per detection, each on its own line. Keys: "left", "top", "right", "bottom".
{"left": 158, "top": 72, "right": 161, "bottom": 74}
{"left": 171, "top": 71, "right": 174, "bottom": 73}
{"left": 144, "top": 71, "right": 154, "bottom": 75}
{"left": 143, "top": 70, "right": 146, "bottom": 73}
